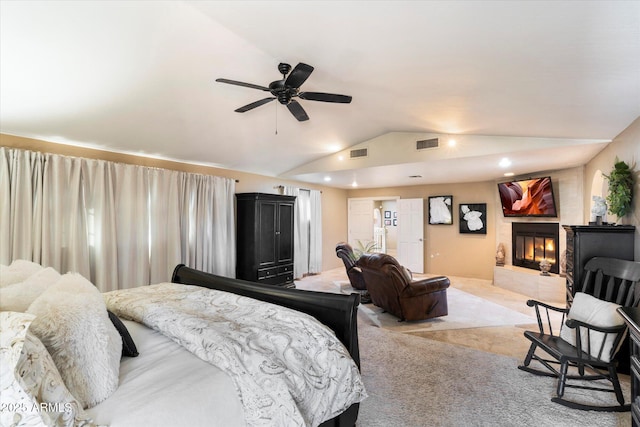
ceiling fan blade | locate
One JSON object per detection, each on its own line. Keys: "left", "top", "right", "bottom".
{"left": 284, "top": 63, "right": 314, "bottom": 88}
{"left": 286, "top": 100, "right": 309, "bottom": 121}
{"left": 216, "top": 78, "right": 270, "bottom": 91}
{"left": 235, "top": 97, "right": 275, "bottom": 113}
{"left": 298, "top": 92, "right": 352, "bottom": 103}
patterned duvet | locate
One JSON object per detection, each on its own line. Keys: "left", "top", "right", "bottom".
{"left": 103, "top": 283, "right": 367, "bottom": 427}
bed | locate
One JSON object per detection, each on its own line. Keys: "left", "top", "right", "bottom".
{"left": 0, "top": 261, "right": 366, "bottom": 427}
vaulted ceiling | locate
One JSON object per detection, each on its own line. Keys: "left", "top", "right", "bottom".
{"left": 1, "top": 1, "right": 638, "bottom": 188}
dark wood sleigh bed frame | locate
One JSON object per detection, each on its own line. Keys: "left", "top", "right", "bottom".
{"left": 171, "top": 264, "right": 361, "bottom": 427}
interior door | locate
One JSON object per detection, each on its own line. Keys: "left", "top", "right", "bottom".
{"left": 348, "top": 199, "right": 374, "bottom": 248}
{"left": 397, "top": 198, "right": 424, "bottom": 273}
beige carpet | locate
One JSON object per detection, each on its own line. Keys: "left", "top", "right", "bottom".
{"left": 356, "top": 311, "right": 630, "bottom": 427}
{"left": 359, "top": 287, "right": 536, "bottom": 333}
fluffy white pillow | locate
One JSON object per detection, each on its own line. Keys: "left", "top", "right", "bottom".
{"left": 559, "top": 292, "right": 624, "bottom": 363}
{"left": 0, "top": 259, "right": 43, "bottom": 288}
{"left": 0, "top": 311, "right": 45, "bottom": 427}
{"left": 0, "top": 267, "right": 62, "bottom": 312}
{"left": 27, "top": 273, "right": 122, "bottom": 409}
{"left": 0, "top": 311, "right": 92, "bottom": 427}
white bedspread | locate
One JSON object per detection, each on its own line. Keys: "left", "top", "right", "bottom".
{"left": 86, "top": 320, "right": 246, "bottom": 426}
{"left": 104, "top": 283, "right": 367, "bottom": 427}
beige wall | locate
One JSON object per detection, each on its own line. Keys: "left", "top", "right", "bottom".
{"left": 347, "top": 182, "right": 497, "bottom": 280}
{"left": 0, "top": 133, "right": 348, "bottom": 272}
{"left": 583, "top": 116, "right": 640, "bottom": 260}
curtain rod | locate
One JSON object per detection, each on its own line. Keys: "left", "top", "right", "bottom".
{"left": 273, "top": 185, "right": 321, "bottom": 193}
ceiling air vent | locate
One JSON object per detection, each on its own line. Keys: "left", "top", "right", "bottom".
{"left": 416, "top": 138, "right": 439, "bottom": 150}
{"left": 350, "top": 148, "right": 368, "bottom": 159}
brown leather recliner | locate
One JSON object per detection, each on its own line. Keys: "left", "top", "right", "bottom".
{"left": 335, "top": 242, "right": 367, "bottom": 291}
{"left": 357, "top": 253, "right": 450, "bottom": 321}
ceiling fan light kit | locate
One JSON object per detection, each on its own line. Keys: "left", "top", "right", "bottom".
{"left": 216, "top": 62, "right": 352, "bottom": 122}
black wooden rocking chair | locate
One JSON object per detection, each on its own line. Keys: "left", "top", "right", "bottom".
{"left": 518, "top": 257, "right": 640, "bottom": 411}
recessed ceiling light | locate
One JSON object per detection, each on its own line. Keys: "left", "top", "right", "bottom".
{"left": 351, "top": 181, "right": 358, "bottom": 187}
{"left": 323, "top": 176, "right": 331, "bottom": 182}
{"left": 499, "top": 158, "right": 512, "bottom": 168}
{"left": 504, "top": 172, "right": 515, "bottom": 177}
{"left": 338, "top": 155, "right": 344, "bottom": 161}
{"left": 448, "top": 139, "right": 456, "bottom": 147}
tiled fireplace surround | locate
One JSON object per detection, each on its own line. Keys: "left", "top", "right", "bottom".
{"left": 492, "top": 169, "right": 584, "bottom": 305}
{"left": 494, "top": 222, "right": 566, "bottom": 303}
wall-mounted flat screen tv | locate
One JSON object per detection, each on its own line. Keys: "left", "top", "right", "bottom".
{"left": 497, "top": 176, "right": 558, "bottom": 217}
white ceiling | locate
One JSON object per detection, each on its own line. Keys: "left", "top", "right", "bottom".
{"left": 1, "top": 1, "right": 638, "bottom": 189}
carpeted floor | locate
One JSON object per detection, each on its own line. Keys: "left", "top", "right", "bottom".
{"left": 297, "top": 269, "right": 631, "bottom": 426}
{"left": 355, "top": 310, "right": 630, "bottom": 427}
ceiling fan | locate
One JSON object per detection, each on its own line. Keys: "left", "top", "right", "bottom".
{"left": 215, "top": 62, "right": 352, "bottom": 122}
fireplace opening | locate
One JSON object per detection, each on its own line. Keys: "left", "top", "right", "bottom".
{"left": 512, "top": 222, "right": 559, "bottom": 274}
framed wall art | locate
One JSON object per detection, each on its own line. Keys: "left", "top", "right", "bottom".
{"left": 384, "top": 210, "right": 391, "bottom": 219}
{"left": 459, "top": 203, "right": 487, "bottom": 234}
{"left": 428, "top": 195, "right": 453, "bottom": 225}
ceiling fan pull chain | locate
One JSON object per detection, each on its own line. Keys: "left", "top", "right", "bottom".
{"left": 275, "top": 100, "right": 278, "bottom": 135}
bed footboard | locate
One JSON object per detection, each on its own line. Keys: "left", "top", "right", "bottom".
{"left": 171, "top": 264, "right": 361, "bottom": 427}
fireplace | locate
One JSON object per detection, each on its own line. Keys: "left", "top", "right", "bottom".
{"left": 512, "top": 222, "right": 559, "bottom": 274}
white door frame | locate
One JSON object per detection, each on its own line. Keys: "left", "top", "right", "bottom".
{"left": 397, "top": 198, "right": 425, "bottom": 273}
{"left": 347, "top": 196, "right": 400, "bottom": 249}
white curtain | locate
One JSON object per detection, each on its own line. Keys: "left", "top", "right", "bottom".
{"left": 148, "top": 168, "right": 182, "bottom": 285}
{"left": 83, "top": 159, "right": 119, "bottom": 291}
{"left": 283, "top": 186, "right": 322, "bottom": 278}
{"left": 283, "top": 186, "right": 306, "bottom": 279}
{"left": 180, "top": 174, "right": 235, "bottom": 277}
{"left": 0, "top": 147, "right": 236, "bottom": 291}
{"left": 1, "top": 148, "right": 45, "bottom": 263}
{"left": 308, "top": 189, "right": 322, "bottom": 274}
{"left": 41, "top": 154, "right": 91, "bottom": 279}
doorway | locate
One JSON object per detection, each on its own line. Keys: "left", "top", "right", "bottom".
{"left": 348, "top": 197, "right": 397, "bottom": 255}
{"left": 348, "top": 197, "right": 424, "bottom": 272}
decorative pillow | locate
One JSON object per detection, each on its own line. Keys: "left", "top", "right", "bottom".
{"left": 108, "top": 310, "right": 139, "bottom": 357}
{"left": 27, "top": 273, "right": 122, "bottom": 409}
{"left": 0, "top": 312, "right": 94, "bottom": 427}
{"left": 559, "top": 292, "right": 624, "bottom": 362}
{"left": 0, "top": 267, "right": 62, "bottom": 312}
{"left": 0, "top": 260, "right": 43, "bottom": 288}
{"left": 0, "top": 311, "right": 45, "bottom": 427}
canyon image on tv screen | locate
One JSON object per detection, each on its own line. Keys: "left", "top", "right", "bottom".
{"left": 497, "top": 176, "right": 558, "bottom": 217}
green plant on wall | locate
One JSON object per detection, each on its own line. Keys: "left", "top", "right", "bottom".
{"left": 604, "top": 158, "right": 634, "bottom": 218}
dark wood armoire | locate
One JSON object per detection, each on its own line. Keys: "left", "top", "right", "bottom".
{"left": 236, "top": 193, "right": 296, "bottom": 288}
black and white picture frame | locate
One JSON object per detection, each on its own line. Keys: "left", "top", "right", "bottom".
{"left": 384, "top": 219, "right": 392, "bottom": 226}
{"left": 384, "top": 210, "right": 391, "bottom": 219}
{"left": 459, "top": 203, "right": 487, "bottom": 234}
{"left": 393, "top": 218, "right": 397, "bottom": 226}
{"left": 428, "top": 195, "right": 453, "bottom": 225}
